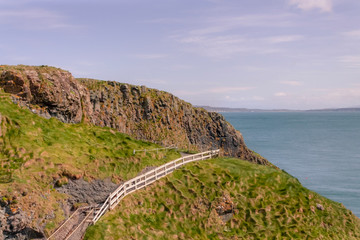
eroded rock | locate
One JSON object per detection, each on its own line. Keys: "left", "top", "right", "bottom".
{"left": 0, "top": 65, "right": 268, "bottom": 165}
{"left": 0, "top": 206, "right": 44, "bottom": 240}
{"left": 316, "top": 203, "right": 325, "bottom": 211}
{"left": 56, "top": 178, "right": 118, "bottom": 206}
{"left": 213, "top": 193, "right": 234, "bottom": 223}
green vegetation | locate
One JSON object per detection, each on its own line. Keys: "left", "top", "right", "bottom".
{"left": 0, "top": 64, "right": 66, "bottom": 73}
{"left": 85, "top": 158, "right": 360, "bottom": 240}
{"left": 77, "top": 78, "right": 116, "bottom": 90}
{"left": 0, "top": 92, "right": 180, "bottom": 181}
{"left": 1, "top": 82, "right": 359, "bottom": 239}
{"left": 0, "top": 92, "right": 180, "bottom": 233}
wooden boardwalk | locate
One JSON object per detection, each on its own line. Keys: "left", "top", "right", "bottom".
{"left": 47, "top": 149, "right": 220, "bottom": 240}
{"left": 48, "top": 207, "right": 93, "bottom": 240}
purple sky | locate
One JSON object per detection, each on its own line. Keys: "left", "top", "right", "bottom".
{"left": 0, "top": 0, "right": 359, "bottom": 109}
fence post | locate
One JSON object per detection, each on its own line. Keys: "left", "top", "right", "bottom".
{"left": 108, "top": 194, "right": 112, "bottom": 210}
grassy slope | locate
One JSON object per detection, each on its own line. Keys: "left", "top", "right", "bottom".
{"left": 85, "top": 158, "right": 360, "bottom": 240}
{"left": 1, "top": 88, "right": 360, "bottom": 239}
{"left": 0, "top": 92, "right": 180, "bottom": 234}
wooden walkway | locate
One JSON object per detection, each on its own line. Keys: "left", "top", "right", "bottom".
{"left": 48, "top": 207, "right": 94, "bottom": 240}
{"left": 47, "top": 149, "right": 220, "bottom": 240}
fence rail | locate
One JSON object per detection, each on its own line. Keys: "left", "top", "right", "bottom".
{"left": 92, "top": 149, "right": 220, "bottom": 224}
{"left": 47, "top": 206, "right": 92, "bottom": 240}
{"left": 64, "top": 208, "right": 94, "bottom": 240}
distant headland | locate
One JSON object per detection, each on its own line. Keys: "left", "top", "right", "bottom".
{"left": 198, "top": 105, "right": 360, "bottom": 113}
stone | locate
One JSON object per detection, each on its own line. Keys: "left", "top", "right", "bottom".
{"left": 214, "top": 193, "right": 234, "bottom": 223}
{"left": 316, "top": 203, "right": 324, "bottom": 211}
{"left": 56, "top": 178, "right": 118, "bottom": 205}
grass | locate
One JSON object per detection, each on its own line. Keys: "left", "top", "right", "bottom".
{"left": 1, "top": 82, "right": 359, "bottom": 239}
{"left": 0, "top": 64, "right": 66, "bottom": 73}
{"left": 0, "top": 92, "right": 181, "bottom": 234}
{"left": 85, "top": 158, "right": 360, "bottom": 240}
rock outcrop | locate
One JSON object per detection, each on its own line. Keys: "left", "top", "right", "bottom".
{"left": 0, "top": 205, "right": 44, "bottom": 240}
{"left": 0, "top": 65, "right": 92, "bottom": 123}
{"left": 56, "top": 179, "right": 118, "bottom": 206}
{"left": 0, "top": 65, "right": 267, "bottom": 165}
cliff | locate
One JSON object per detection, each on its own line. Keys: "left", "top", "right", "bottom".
{"left": 1, "top": 65, "right": 359, "bottom": 239}
{"left": 0, "top": 65, "right": 267, "bottom": 165}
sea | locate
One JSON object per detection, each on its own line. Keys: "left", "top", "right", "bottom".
{"left": 222, "top": 111, "right": 360, "bottom": 217}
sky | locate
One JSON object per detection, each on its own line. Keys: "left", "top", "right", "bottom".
{"left": 0, "top": 0, "right": 359, "bottom": 110}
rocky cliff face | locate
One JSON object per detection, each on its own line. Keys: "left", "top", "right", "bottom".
{"left": 0, "top": 65, "right": 91, "bottom": 123}
{"left": 0, "top": 65, "right": 267, "bottom": 165}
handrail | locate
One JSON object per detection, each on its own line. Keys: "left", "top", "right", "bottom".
{"left": 92, "top": 196, "right": 110, "bottom": 224}
{"left": 92, "top": 149, "right": 220, "bottom": 224}
{"left": 47, "top": 206, "right": 91, "bottom": 240}
{"left": 64, "top": 209, "right": 94, "bottom": 240}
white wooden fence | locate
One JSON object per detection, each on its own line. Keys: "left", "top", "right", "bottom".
{"left": 92, "top": 149, "right": 220, "bottom": 224}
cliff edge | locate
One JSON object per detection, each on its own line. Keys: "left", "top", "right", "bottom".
{"left": 0, "top": 65, "right": 267, "bottom": 165}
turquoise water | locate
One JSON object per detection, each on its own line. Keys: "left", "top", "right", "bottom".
{"left": 222, "top": 112, "right": 360, "bottom": 217}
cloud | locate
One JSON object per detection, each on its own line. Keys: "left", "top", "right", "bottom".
{"left": 310, "top": 87, "right": 360, "bottom": 104}
{"left": 174, "top": 34, "right": 252, "bottom": 58}
{"left": 145, "top": 18, "right": 185, "bottom": 24}
{"left": 0, "top": 8, "right": 55, "bottom": 18}
{"left": 207, "top": 87, "right": 253, "bottom": 93}
{"left": 339, "top": 55, "right": 360, "bottom": 68}
{"left": 274, "top": 92, "right": 288, "bottom": 97}
{"left": 266, "top": 35, "right": 304, "bottom": 44}
{"left": 174, "top": 86, "right": 254, "bottom": 96}
{"left": 343, "top": 30, "right": 360, "bottom": 38}
{"left": 8, "top": 55, "right": 31, "bottom": 61}
{"left": 205, "top": 14, "right": 294, "bottom": 29}
{"left": 252, "top": 96, "right": 265, "bottom": 101}
{"left": 170, "top": 14, "right": 292, "bottom": 37}
{"left": 179, "top": 13, "right": 293, "bottom": 37}
{"left": 0, "top": 8, "right": 80, "bottom": 30}
{"left": 170, "top": 64, "right": 192, "bottom": 70}
{"left": 289, "top": 88, "right": 360, "bottom": 109}
{"left": 172, "top": 34, "right": 284, "bottom": 58}
{"left": 136, "top": 78, "right": 168, "bottom": 85}
{"left": 180, "top": 35, "right": 244, "bottom": 45}
{"left": 133, "top": 54, "right": 168, "bottom": 59}
{"left": 168, "top": 14, "right": 296, "bottom": 59}
{"left": 289, "top": 0, "right": 333, "bottom": 12}
{"left": 223, "top": 94, "right": 265, "bottom": 102}
{"left": 239, "top": 66, "right": 269, "bottom": 72}
{"left": 280, "top": 81, "right": 303, "bottom": 86}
